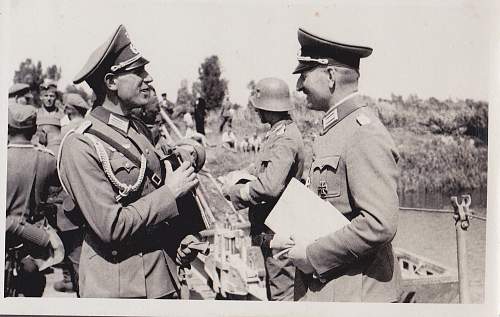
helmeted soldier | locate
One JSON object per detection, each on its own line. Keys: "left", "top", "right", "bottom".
{"left": 289, "top": 27, "right": 401, "bottom": 302}
{"left": 225, "top": 77, "right": 305, "bottom": 301}
{"left": 57, "top": 25, "right": 202, "bottom": 298}
{"left": 5, "top": 103, "right": 63, "bottom": 297}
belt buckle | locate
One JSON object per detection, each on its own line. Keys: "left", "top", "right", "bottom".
{"left": 151, "top": 173, "right": 162, "bottom": 187}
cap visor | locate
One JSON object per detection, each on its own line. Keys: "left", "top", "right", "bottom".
{"left": 292, "top": 61, "right": 317, "bottom": 74}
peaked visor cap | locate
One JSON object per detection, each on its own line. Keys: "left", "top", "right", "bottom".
{"left": 293, "top": 27, "right": 373, "bottom": 74}
{"left": 8, "top": 103, "right": 37, "bottom": 129}
{"left": 249, "top": 77, "right": 293, "bottom": 112}
{"left": 73, "top": 25, "right": 149, "bottom": 88}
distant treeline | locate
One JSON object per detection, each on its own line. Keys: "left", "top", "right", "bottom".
{"left": 206, "top": 93, "right": 488, "bottom": 195}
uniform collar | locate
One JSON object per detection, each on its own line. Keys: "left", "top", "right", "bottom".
{"left": 265, "top": 118, "right": 292, "bottom": 139}
{"left": 8, "top": 142, "right": 34, "bottom": 148}
{"left": 91, "top": 106, "right": 130, "bottom": 133}
{"left": 321, "top": 92, "right": 365, "bottom": 135}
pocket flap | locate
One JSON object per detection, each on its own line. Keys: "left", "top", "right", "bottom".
{"left": 109, "top": 154, "right": 137, "bottom": 173}
{"left": 312, "top": 155, "right": 341, "bottom": 171}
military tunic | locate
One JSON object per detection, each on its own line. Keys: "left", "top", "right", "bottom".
{"left": 6, "top": 142, "right": 59, "bottom": 297}
{"left": 230, "top": 119, "right": 305, "bottom": 301}
{"left": 294, "top": 94, "right": 401, "bottom": 302}
{"left": 58, "top": 107, "right": 182, "bottom": 298}
{"left": 7, "top": 142, "right": 58, "bottom": 230}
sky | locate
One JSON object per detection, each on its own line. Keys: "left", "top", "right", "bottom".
{"left": 4, "top": 0, "right": 497, "bottom": 106}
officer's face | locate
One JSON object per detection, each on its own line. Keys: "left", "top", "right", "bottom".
{"left": 114, "top": 66, "right": 153, "bottom": 109}
{"left": 296, "top": 66, "right": 332, "bottom": 112}
{"left": 40, "top": 90, "right": 57, "bottom": 108}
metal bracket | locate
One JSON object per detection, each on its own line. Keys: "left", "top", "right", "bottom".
{"left": 451, "top": 194, "right": 471, "bottom": 230}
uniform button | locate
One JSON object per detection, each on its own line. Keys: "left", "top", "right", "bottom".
{"left": 146, "top": 149, "right": 150, "bottom": 155}
{"left": 111, "top": 250, "right": 118, "bottom": 256}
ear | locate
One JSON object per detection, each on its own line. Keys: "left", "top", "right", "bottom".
{"left": 326, "top": 66, "right": 336, "bottom": 89}
{"left": 104, "top": 73, "right": 118, "bottom": 91}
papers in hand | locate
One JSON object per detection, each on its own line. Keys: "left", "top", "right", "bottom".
{"left": 264, "top": 178, "right": 349, "bottom": 245}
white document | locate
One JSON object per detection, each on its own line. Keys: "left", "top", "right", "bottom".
{"left": 265, "top": 178, "right": 349, "bottom": 244}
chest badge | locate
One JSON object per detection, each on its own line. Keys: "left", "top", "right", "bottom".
{"left": 318, "top": 180, "right": 328, "bottom": 199}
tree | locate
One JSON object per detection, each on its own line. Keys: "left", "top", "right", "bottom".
{"left": 46, "top": 65, "right": 62, "bottom": 81}
{"left": 13, "top": 58, "right": 62, "bottom": 106}
{"left": 176, "top": 79, "right": 194, "bottom": 107}
{"left": 198, "top": 55, "right": 227, "bottom": 111}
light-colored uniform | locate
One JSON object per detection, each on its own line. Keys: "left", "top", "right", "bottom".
{"left": 295, "top": 94, "right": 402, "bottom": 302}
{"left": 58, "top": 106, "right": 183, "bottom": 298}
{"left": 229, "top": 118, "right": 305, "bottom": 301}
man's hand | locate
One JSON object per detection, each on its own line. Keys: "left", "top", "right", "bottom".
{"left": 269, "top": 234, "right": 295, "bottom": 250}
{"left": 288, "top": 236, "right": 314, "bottom": 274}
{"left": 164, "top": 161, "right": 198, "bottom": 199}
{"left": 176, "top": 234, "right": 200, "bottom": 267}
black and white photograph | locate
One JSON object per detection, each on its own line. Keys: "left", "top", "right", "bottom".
{"left": 1, "top": 0, "right": 498, "bottom": 316}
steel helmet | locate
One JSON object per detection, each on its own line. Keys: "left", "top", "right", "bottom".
{"left": 249, "top": 77, "right": 293, "bottom": 112}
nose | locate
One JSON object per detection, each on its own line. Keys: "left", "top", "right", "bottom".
{"left": 296, "top": 75, "right": 304, "bottom": 92}
{"left": 143, "top": 72, "right": 153, "bottom": 84}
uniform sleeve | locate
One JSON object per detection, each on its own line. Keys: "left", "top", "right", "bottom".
{"left": 306, "top": 126, "right": 399, "bottom": 276}
{"left": 59, "top": 134, "right": 179, "bottom": 244}
{"left": 45, "top": 153, "right": 59, "bottom": 187}
{"left": 229, "top": 136, "right": 296, "bottom": 208}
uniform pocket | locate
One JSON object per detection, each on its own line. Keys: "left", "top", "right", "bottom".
{"left": 109, "top": 154, "right": 138, "bottom": 174}
{"left": 311, "top": 155, "right": 341, "bottom": 199}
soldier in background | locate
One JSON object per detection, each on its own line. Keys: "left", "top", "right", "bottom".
{"left": 290, "top": 27, "right": 401, "bottom": 302}
{"left": 35, "top": 81, "right": 63, "bottom": 154}
{"left": 61, "top": 93, "right": 91, "bottom": 136}
{"left": 8, "top": 83, "right": 33, "bottom": 106}
{"left": 225, "top": 78, "right": 305, "bottom": 301}
{"left": 5, "top": 103, "right": 62, "bottom": 297}
{"left": 160, "top": 92, "right": 175, "bottom": 115}
{"left": 194, "top": 97, "right": 206, "bottom": 135}
{"left": 219, "top": 96, "right": 233, "bottom": 133}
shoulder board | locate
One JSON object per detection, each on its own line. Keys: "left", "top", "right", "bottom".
{"left": 356, "top": 114, "right": 371, "bottom": 126}
{"left": 276, "top": 124, "right": 286, "bottom": 136}
{"left": 75, "top": 120, "right": 92, "bottom": 134}
{"left": 35, "top": 145, "right": 55, "bottom": 157}
{"left": 57, "top": 120, "right": 92, "bottom": 196}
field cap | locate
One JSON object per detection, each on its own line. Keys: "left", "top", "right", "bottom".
{"left": 9, "top": 83, "right": 30, "bottom": 98}
{"left": 8, "top": 103, "right": 37, "bottom": 129}
{"left": 64, "top": 93, "right": 90, "bottom": 111}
